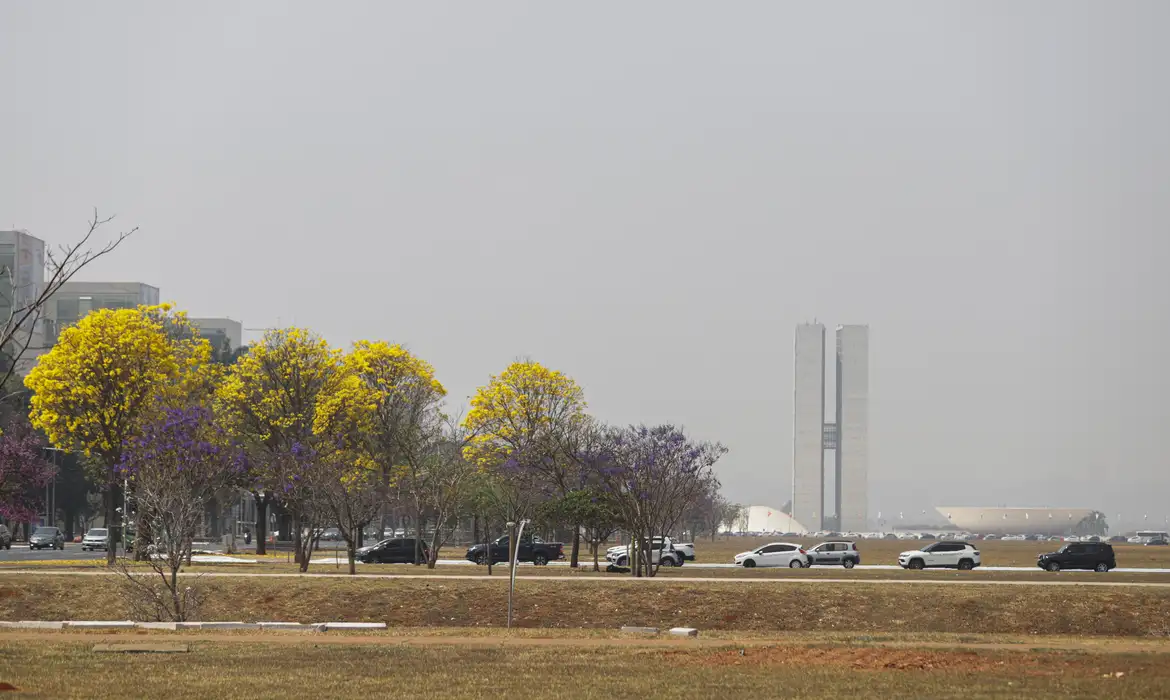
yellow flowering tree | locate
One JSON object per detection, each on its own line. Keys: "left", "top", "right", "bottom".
{"left": 463, "top": 361, "right": 588, "bottom": 564}
{"left": 216, "top": 327, "right": 343, "bottom": 563}
{"left": 314, "top": 340, "right": 449, "bottom": 565}
{"left": 24, "top": 304, "right": 212, "bottom": 565}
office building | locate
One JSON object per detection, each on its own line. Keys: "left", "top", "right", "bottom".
{"left": 835, "top": 325, "right": 869, "bottom": 532}
{"left": 792, "top": 323, "right": 870, "bottom": 532}
{"left": 190, "top": 317, "right": 243, "bottom": 355}
{"left": 47, "top": 281, "right": 160, "bottom": 342}
{"left": 0, "top": 230, "right": 47, "bottom": 376}
{"left": 792, "top": 323, "right": 826, "bottom": 531}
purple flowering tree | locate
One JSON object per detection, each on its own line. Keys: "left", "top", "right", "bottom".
{"left": 117, "top": 405, "right": 245, "bottom": 620}
{"left": 0, "top": 415, "right": 56, "bottom": 524}
{"left": 598, "top": 424, "right": 726, "bottom": 577}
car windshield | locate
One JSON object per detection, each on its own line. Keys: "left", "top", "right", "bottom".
{"left": 88, "top": 529, "right": 107, "bottom": 536}
{"left": 34, "top": 528, "right": 57, "bottom": 535}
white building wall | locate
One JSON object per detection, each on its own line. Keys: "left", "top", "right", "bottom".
{"left": 792, "top": 323, "right": 825, "bottom": 531}
{"left": 836, "top": 325, "right": 869, "bottom": 531}
{"left": 190, "top": 317, "right": 243, "bottom": 349}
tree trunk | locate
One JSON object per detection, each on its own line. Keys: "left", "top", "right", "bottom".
{"left": 570, "top": 526, "right": 581, "bottom": 568}
{"left": 254, "top": 495, "right": 268, "bottom": 556}
{"left": 293, "top": 513, "right": 303, "bottom": 565}
{"left": 414, "top": 507, "right": 424, "bottom": 566}
{"left": 104, "top": 487, "right": 117, "bottom": 566}
{"left": 133, "top": 514, "right": 151, "bottom": 561}
{"left": 485, "top": 519, "right": 492, "bottom": 576}
{"left": 63, "top": 508, "right": 76, "bottom": 541}
{"left": 347, "top": 539, "right": 356, "bottom": 575}
{"left": 472, "top": 514, "right": 480, "bottom": 545}
{"left": 592, "top": 541, "right": 600, "bottom": 572}
{"left": 427, "top": 520, "right": 443, "bottom": 570}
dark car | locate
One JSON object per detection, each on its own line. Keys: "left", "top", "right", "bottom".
{"left": 1146, "top": 538, "right": 1169, "bottom": 547}
{"left": 1109, "top": 536, "right": 1129, "bottom": 543}
{"left": 356, "top": 538, "right": 430, "bottom": 564}
{"left": 806, "top": 541, "right": 861, "bottom": 568}
{"left": 1037, "top": 542, "right": 1116, "bottom": 572}
{"left": 466, "top": 535, "right": 564, "bottom": 566}
{"left": 29, "top": 526, "right": 65, "bottom": 550}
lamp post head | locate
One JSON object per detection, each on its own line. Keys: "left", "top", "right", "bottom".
{"left": 506, "top": 521, "right": 515, "bottom": 528}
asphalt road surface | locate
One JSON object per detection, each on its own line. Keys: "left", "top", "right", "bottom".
{"left": 2, "top": 569, "right": 1170, "bottom": 587}
{"left": 0, "top": 546, "right": 108, "bottom": 562}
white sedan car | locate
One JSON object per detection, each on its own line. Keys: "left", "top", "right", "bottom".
{"left": 733, "top": 542, "right": 809, "bottom": 568}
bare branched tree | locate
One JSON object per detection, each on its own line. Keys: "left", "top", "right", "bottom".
{"left": 0, "top": 210, "right": 135, "bottom": 395}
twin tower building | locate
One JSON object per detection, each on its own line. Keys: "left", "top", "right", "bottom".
{"left": 793, "top": 323, "right": 869, "bottom": 533}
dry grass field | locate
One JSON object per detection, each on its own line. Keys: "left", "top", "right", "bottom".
{"left": 3, "top": 574, "right": 1170, "bottom": 637}
{"left": 0, "top": 631, "right": 1168, "bottom": 699}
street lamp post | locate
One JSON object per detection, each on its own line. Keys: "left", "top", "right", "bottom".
{"left": 506, "top": 518, "right": 530, "bottom": 629}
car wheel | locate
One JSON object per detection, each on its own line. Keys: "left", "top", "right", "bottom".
{"left": 1095, "top": 562, "right": 1109, "bottom": 573}
{"left": 473, "top": 553, "right": 487, "bottom": 565}
{"left": 789, "top": 559, "right": 804, "bottom": 569}
{"left": 1046, "top": 562, "right": 1060, "bottom": 572}
{"left": 742, "top": 559, "right": 756, "bottom": 568}
{"left": 843, "top": 559, "right": 856, "bottom": 569}
{"left": 659, "top": 557, "right": 676, "bottom": 567}
{"left": 957, "top": 559, "right": 974, "bottom": 571}
{"left": 533, "top": 554, "right": 549, "bottom": 566}
{"left": 908, "top": 558, "right": 925, "bottom": 570}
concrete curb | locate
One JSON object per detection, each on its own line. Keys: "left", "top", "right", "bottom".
{"left": 620, "top": 626, "right": 659, "bottom": 634}
{"left": 669, "top": 627, "right": 699, "bottom": 637}
{"left": 196, "top": 622, "right": 257, "bottom": 630}
{"left": 0, "top": 621, "right": 64, "bottom": 629}
{"left": 317, "top": 622, "right": 387, "bottom": 630}
{"left": 258, "top": 622, "right": 326, "bottom": 631}
{"left": 65, "top": 621, "right": 136, "bottom": 629}
{"left": 0, "top": 620, "right": 387, "bottom": 631}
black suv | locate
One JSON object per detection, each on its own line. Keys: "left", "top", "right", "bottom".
{"left": 1037, "top": 542, "right": 1116, "bottom": 572}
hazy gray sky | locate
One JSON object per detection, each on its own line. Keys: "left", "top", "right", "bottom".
{"left": 2, "top": 2, "right": 1167, "bottom": 528}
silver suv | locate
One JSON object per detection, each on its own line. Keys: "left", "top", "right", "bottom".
{"left": 806, "top": 541, "right": 861, "bottom": 568}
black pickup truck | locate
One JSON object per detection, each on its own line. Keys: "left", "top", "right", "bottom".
{"left": 466, "top": 535, "right": 564, "bottom": 566}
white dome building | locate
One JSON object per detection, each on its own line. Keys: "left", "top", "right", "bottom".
{"left": 936, "top": 507, "right": 1096, "bottom": 536}
{"left": 721, "top": 505, "right": 808, "bottom": 535}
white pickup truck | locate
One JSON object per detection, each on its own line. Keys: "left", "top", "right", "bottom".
{"left": 606, "top": 536, "right": 686, "bottom": 568}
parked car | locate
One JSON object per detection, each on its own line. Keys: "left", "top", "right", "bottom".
{"left": 733, "top": 542, "right": 809, "bottom": 569}
{"left": 1000, "top": 534, "right": 1027, "bottom": 542}
{"left": 81, "top": 528, "right": 109, "bottom": 551}
{"left": 606, "top": 537, "right": 685, "bottom": 568}
{"left": 805, "top": 541, "right": 861, "bottom": 568}
{"left": 356, "top": 538, "right": 430, "bottom": 564}
{"left": 29, "top": 526, "right": 65, "bottom": 550}
{"left": 1108, "top": 536, "right": 1129, "bottom": 543}
{"left": 673, "top": 542, "right": 696, "bottom": 561}
{"left": 467, "top": 535, "right": 565, "bottom": 566}
{"left": 898, "top": 542, "right": 981, "bottom": 570}
{"left": 1145, "top": 538, "right": 1169, "bottom": 547}
{"left": 0, "top": 524, "right": 10, "bottom": 550}
{"left": 1037, "top": 542, "right": 1115, "bottom": 572}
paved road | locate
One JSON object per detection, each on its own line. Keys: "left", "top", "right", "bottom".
{"left": 0, "top": 547, "right": 107, "bottom": 562}
{"left": 3, "top": 569, "right": 1170, "bottom": 587}
{"left": 305, "top": 557, "right": 1170, "bottom": 575}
